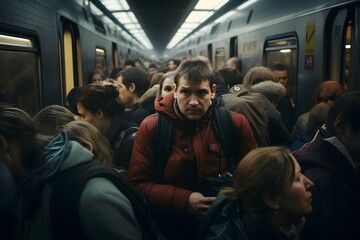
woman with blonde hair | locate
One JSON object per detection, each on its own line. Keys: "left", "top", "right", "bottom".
{"left": 199, "top": 147, "right": 314, "bottom": 240}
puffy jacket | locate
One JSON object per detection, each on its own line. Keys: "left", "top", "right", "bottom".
{"left": 128, "top": 92, "right": 257, "bottom": 213}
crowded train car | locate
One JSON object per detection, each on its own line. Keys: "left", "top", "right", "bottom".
{"left": 0, "top": 0, "right": 149, "bottom": 116}
{"left": 166, "top": 0, "right": 360, "bottom": 115}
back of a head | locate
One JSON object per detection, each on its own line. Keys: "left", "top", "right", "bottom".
{"left": 150, "top": 72, "right": 164, "bottom": 87}
{"left": 117, "top": 67, "right": 150, "bottom": 97}
{"left": 124, "top": 60, "right": 135, "bottom": 68}
{"left": 326, "top": 91, "right": 360, "bottom": 136}
{"left": 63, "top": 121, "right": 113, "bottom": 167}
{"left": 218, "top": 67, "right": 243, "bottom": 88}
{"left": 67, "top": 87, "right": 84, "bottom": 115}
{"left": 109, "top": 67, "right": 124, "bottom": 80}
{"left": 78, "top": 83, "right": 125, "bottom": 119}
{"left": 33, "top": 105, "right": 75, "bottom": 137}
{"left": 174, "top": 59, "right": 215, "bottom": 86}
{"left": 222, "top": 147, "right": 294, "bottom": 212}
{"left": 242, "top": 66, "right": 279, "bottom": 87}
{"left": 226, "top": 57, "right": 241, "bottom": 71}
{"left": 314, "top": 80, "right": 345, "bottom": 104}
{"left": 0, "top": 104, "right": 37, "bottom": 169}
{"left": 307, "top": 102, "right": 331, "bottom": 135}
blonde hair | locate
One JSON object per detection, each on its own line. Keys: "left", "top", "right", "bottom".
{"left": 63, "top": 121, "right": 113, "bottom": 166}
{"left": 222, "top": 147, "right": 294, "bottom": 212}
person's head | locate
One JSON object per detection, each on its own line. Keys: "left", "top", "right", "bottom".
{"left": 218, "top": 67, "right": 243, "bottom": 89}
{"left": 307, "top": 102, "right": 331, "bottom": 135}
{"left": 150, "top": 72, "right": 164, "bottom": 87}
{"left": 167, "top": 59, "right": 181, "bottom": 71}
{"left": 66, "top": 87, "right": 84, "bottom": 115}
{"left": 148, "top": 63, "right": 158, "bottom": 77}
{"left": 225, "top": 57, "right": 241, "bottom": 71}
{"left": 313, "top": 80, "right": 345, "bottom": 105}
{"left": 134, "top": 59, "right": 143, "bottom": 68}
{"left": 159, "top": 71, "right": 175, "bottom": 97}
{"left": 62, "top": 121, "right": 113, "bottom": 167}
{"left": 242, "top": 66, "right": 278, "bottom": 88}
{"left": 77, "top": 83, "right": 125, "bottom": 134}
{"left": 115, "top": 67, "right": 150, "bottom": 108}
{"left": 223, "top": 147, "right": 313, "bottom": 224}
{"left": 108, "top": 67, "right": 124, "bottom": 81}
{"left": 325, "top": 91, "right": 360, "bottom": 162}
{"left": 173, "top": 60, "right": 216, "bottom": 121}
{"left": 271, "top": 63, "right": 288, "bottom": 87}
{"left": 33, "top": 105, "right": 75, "bottom": 137}
{"left": 89, "top": 69, "right": 105, "bottom": 83}
{"left": 124, "top": 60, "right": 135, "bottom": 69}
{"left": 0, "top": 105, "right": 37, "bottom": 177}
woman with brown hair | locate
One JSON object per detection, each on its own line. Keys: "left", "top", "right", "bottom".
{"left": 199, "top": 147, "right": 314, "bottom": 240}
{"left": 77, "top": 82, "right": 138, "bottom": 170}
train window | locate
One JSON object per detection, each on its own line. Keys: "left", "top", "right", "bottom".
{"left": 95, "top": 47, "right": 107, "bottom": 73}
{"left": 215, "top": 47, "right": 226, "bottom": 70}
{"left": 264, "top": 36, "right": 298, "bottom": 91}
{"left": 210, "top": 24, "right": 219, "bottom": 37}
{"left": 0, "top": 34, "right": 40, "bottom": 116}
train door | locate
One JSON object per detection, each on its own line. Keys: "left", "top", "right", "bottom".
{"left": 264, "top": 35, "right": 298, "bottom": 106}
{"left": 61, "top": 18, "right": 82, "bottom": 103}
{"left": 229, "top": 36, "right": 238, "bottom": 57}
{"left": 0, "top": 32, "right": 40, "bottom": 115}
{"left": 325, "top": 5, "right": 360, "bottom": 90}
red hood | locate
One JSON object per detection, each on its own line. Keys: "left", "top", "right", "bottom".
{"left": 154, "top": 92, "right": 180, "bottom": 119}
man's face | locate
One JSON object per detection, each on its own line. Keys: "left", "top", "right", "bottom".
{"left": 168, "top": 61, "right": 176, "bottom": 71}
{"left": 174, "top": 77, "right": 216, "bottom": 121}
{"left": 273, "top": 70, "right": 288, "bottom": 87}
{"left": 115, "top": 75, "right": 132, "bottom": 108}
{"left": 148, "top": 67, "right": 158, "bottom": 77}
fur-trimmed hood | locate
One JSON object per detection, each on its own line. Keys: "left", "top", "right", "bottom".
{"left": 250, "top": 80, "right": 286, "bottom": 106}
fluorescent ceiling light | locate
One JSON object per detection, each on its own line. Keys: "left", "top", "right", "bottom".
{"left": 0, "top": 34, "right": 33, "bottom": 47}
{"left": 96, "top": 0, "right": 153, "bottom": 50}
{"left": 166, "top": 0, "right": 229, "bottom": 49}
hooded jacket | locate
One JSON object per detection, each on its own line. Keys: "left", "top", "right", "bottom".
{"left": 17, "top": 133, "right": 141, "bottom": 240}
{"left": 294, "top": 133, "right": 360, "bottom": 239}
{"left": 128, "top": 92, "right": 257, "bottom": 213}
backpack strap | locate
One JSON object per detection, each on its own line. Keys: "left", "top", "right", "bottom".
{"left": 50, "top": 160, "right": 160, "bottom": 240}
{"left": 114, "top": 126, "right": 138, "bottom": 151}
{"left": 154, "top": 112, "right": 174, "bottom": 182}
{"left": 212, "top": 106, "right": 239, "bottom": 173}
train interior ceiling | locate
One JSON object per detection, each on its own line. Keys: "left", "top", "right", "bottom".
{"left": 0, "top": 0, "right": 359, "bottom": 117}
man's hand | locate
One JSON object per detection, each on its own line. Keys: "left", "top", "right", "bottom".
{"left": 186, "top": 192, "right": 216, "bottom": 218}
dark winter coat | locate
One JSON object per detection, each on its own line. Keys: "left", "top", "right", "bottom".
{"left": 294, "top": 133, "right": 360, "bottom": 239}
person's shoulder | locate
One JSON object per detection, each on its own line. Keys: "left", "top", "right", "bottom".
{"left": 81, "top": 177, "right": 131, "bottom": 207}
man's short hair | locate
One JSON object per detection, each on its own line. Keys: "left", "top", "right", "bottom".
{"left": 326, "top": 91, "right": 360, "bottom": 135}
{"left": 117, "top": 67, "right": 150, "bottom": 97}
{"left": 271, "top": 63, "right": 287, "bottom": 71}
{"left": 219, "top": 68, "right": 243, "bottom": 88}
{"left": 174, "top": 60, "right": 215, "bottom": 87}
{"left": 148, "top": 63, "right": 157, "bottom": 69}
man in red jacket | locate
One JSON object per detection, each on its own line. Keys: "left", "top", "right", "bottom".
{"left": 128, "top": 59, "right": 257, "bottom": 240}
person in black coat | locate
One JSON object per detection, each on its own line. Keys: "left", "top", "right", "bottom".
{"left": 293, "top": 91, "right": 360, "bottom": 240}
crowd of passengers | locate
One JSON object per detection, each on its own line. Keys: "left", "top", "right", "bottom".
{"left": 0, "top": 56, "right": 359, "bottom": 240}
